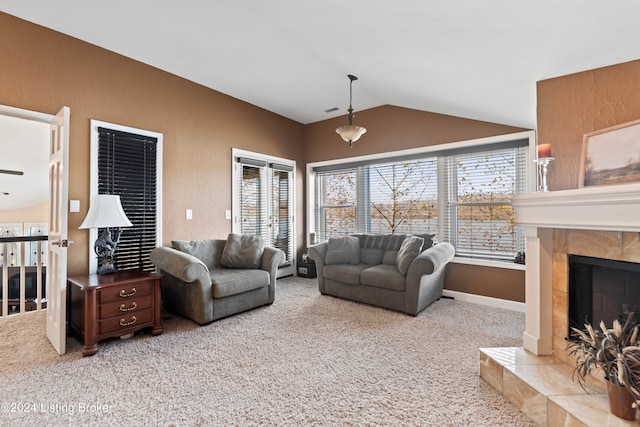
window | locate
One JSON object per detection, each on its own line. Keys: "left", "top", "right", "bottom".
{"left": 89, "top": 121, "right": 162, "bottom": 273}
{"left": 444, "top": 147, "right": 528, "bottom": 260}
{"left": 309, "top": 132, "right": 534, "bottom": 263}
{"left": 232, "top": 149, "right": 296, "bottom": 277}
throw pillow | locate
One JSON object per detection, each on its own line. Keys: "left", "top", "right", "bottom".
{"left": 220, "top": 233, "right": 265, "bottom": 269}
{"left": 325, "top": 236, "right": 360, "bottom": 265}
{"left": 395, "top": 235, "right": 424, "bottom": 275}
{"left": 172, "top": 239, "right": 217, "bottom": 268}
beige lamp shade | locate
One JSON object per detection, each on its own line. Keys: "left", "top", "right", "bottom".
{"left": 79, "top": 194, "right": 132, "bottom": 229}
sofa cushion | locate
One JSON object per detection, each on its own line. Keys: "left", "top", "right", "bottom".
{"left": 172, "top": 239, "right": 217, "bottom": 269}
{"left": 360, "top": 265, "right": 406, "bottom": 291}
{"left": 396, "top": 235, "right": 425, "bottom": 275}
{"left": 221, "top": 233, "right": 264, "bottom": 269}
{"left": 360, "top": 247, "right": 384, "bottom": 265}
{"left": 357, "top": 234, "right": 406, "bottom": 251}
{"left": 325, "top": 236, "right": 360, "bottom": 265}
{"left": 382, "top": 250, "right": 398, "bottom": 265}
{"left": 324, "top": 264, "right": 370, "bottom": 285}
{"left": 210, "top": 268, "right": 270, "bottom": 298}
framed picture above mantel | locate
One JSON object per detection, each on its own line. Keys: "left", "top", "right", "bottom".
{"left": 580, "top": 118, "right": 640, "bottom": 187}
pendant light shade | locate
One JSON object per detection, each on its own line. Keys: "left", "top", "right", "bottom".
{"left": 336, "top": 74, "right": 366, "bottom": 148}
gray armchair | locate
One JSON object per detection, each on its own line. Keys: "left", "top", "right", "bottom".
{"left": 150, "top": 235, "right": 285, "bottom": 325}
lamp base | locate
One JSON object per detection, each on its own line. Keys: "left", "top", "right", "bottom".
{"left": 94, "top": 227, "right": 122, "bottom": 274}
{"left": 97, "top": 256, "right": 117, "bottom": 275}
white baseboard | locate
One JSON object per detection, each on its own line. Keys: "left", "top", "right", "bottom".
{"left": 442, "top": 290, "right": 525, "bottom": 313}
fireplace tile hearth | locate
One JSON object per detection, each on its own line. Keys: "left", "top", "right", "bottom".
{"left": 480, "top": 347, "right": 638, "bottom": 426}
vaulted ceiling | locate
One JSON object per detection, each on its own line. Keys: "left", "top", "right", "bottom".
{"left": 2, "top": 1, "right": 640, "bottom": 130}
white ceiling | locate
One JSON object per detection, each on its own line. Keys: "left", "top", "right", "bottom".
{"left": 2, "top": 0, "right": 640, "bottom": 129}
{"left": 2, "top": 1, "right": 640, "bottom": 212}
{"left": 0, "top": 115, "right": 49, "bottom": 211}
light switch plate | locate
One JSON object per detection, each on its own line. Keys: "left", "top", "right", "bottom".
{"left": 186, "top": 209, "right": 193, "bottom": 220}
{"left": 70, "top": 200, "right": 80, "bottom": 212}
{"left": 225, "top": 210, "right": 231, "bottom": 220}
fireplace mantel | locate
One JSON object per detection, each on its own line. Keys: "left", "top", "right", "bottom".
{"left": 513, "top": 182, "right": 640, "bottom": 355}
{"left": 513, "top": 182, "right": 640, "bottom": 232}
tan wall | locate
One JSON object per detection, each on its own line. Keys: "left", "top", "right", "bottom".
{"left": 445, "top": 263, "right": 525, "bottom": 302}
{"left": 537, "top": 59, "right": 640, "bottom": 191}
{"left": 305, "top": 105, "right": 525, "bottom": 163}
{"left": 305, "top": 105, "right": 527, "bottom": 300}
{"left": 537, "top": 59, "right": 640, "bottom": 357}
{"left": 0, "top": 13, "right": 305, "bottom": 276}
{"left": 0, "top": 203, "right": 48, "bottom": 223}
{"left": 1, "top": 12, "right": 530, "bottom": 300}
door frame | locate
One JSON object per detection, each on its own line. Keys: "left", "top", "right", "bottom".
{"left": 231, "top": 148, "right": 296, "bottom": 277}
{"left": 0, "top": 104, "right": 68, "bottom": 355}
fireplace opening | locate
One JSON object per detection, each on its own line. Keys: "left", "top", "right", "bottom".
{"left": 568, "top": 254, "right": 640, "bottom": 337}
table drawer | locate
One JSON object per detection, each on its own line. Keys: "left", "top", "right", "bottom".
{"left": 99, "top": 294, "right": 153, "bottom": 319}
{"left": 99, "top": 280, "right": 153, "bottom": 304}
{"left": 99, "top": 309, "right": 153, "bottom": 335}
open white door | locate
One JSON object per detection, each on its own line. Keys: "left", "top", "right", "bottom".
{"left": 46, "top": 106, "right": 70, "bottom": 355}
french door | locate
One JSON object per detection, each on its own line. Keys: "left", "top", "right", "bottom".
{"left": 232, "top": 149, "right": 295, "bottom": 277}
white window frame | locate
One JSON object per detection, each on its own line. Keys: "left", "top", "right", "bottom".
{"left": 307, "top": 130, "right": 536, "bottom": 269}
{"left": 88, "top": 120, "right": 163, "bottom": 274}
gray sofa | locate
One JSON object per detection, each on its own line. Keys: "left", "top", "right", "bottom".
{"left": 308, "top": 234, "right": 455, "bottom": 316}
{"left": 150, "top": 235, "right": 285, "bottom": 325}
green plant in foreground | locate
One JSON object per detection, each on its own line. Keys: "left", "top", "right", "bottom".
{"left": 568, "top": 313, "right": 640, "bottom": 406}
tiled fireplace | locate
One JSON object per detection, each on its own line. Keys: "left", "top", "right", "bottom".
{"left": 479, "top": 183, "right": 640, "bottom": 426}
{"left": 514, "top": 182, "right": 640, "bottom": 359}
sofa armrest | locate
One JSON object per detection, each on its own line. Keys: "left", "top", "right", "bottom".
{"left": 150, "top": 246, "right": 211, "bottom": 285}
{"left": 261, "top": 246, "right": 286, "bottom": 301}
{"left": 308, "top": 242, "right": 328, "bottom": 292}
{"left": 260, "top": 246, "right": 285, "bottom": 273}
{"left": 405, "top": 242, "right": 455, "bottom": 315}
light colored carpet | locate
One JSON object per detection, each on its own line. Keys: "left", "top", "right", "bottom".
{"left": 0, "top": 277, "right": 534, "bottom": 427}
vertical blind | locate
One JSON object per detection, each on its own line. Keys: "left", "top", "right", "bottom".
{"left": 97, "top": 127, "right": 157, "bottom": 271}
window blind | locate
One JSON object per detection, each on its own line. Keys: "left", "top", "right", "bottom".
{"left": 233, "top": 154, "right": 296, "bottom": 271}
{"left": 314, "top": 168, "right": 357, "bottom": 241}
{"left": 364, "top": 158, "right": 438, "bottom": 236}
{"left": 97, "top": 127, "right": 158, "bottom": 271}
{"left": 442, "top": 145, "right": 527, "bottom": 260}
{"left": 270, "top": 165, "right": 293, "bottom": 266}
{"left": 311, "top": 137, "right": 529, "bottom": 262}
{"left": 236, "top": 160, "right": 268, "bottom": 241}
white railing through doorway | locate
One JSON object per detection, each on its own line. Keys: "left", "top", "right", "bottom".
{"left": 0, "top": 235, "right": 47, "bottom": 317}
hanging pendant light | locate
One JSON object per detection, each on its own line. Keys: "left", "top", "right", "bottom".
{"left": 336, "top": 74, "right": 367, "bottom": 148}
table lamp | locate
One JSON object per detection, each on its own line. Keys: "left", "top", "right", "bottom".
{"left": 79, "top": 194, "right": 132, "bottom": 274}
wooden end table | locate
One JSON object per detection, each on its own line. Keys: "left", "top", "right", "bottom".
{"left": 68, "top": 270, "right": 163, "bottom": 356}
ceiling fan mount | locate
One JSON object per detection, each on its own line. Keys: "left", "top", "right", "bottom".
{"left": 0, "top": 169, "right": 24, "bottom": 176}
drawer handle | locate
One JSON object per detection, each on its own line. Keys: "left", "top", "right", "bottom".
{"left": 119, "top": 288, "right": 136, "bottom": 298}
{"left": 119, "top": 316, "right": 137, "bottom": 327}
{"left": 120, "top": 302, "right": 137, "bottom": 312}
